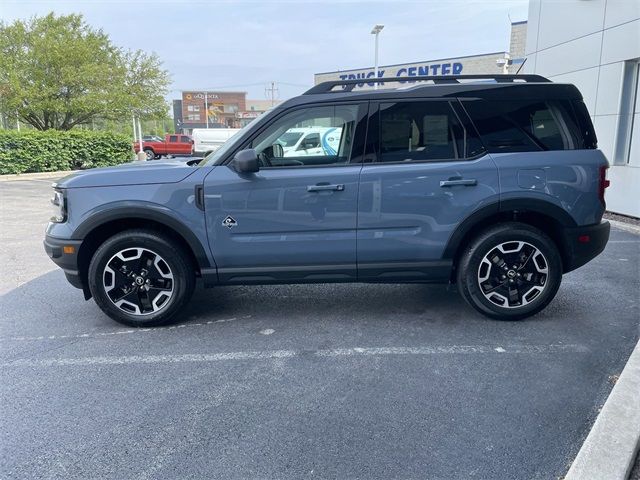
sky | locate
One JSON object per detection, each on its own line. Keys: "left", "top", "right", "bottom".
{"left": 0, "top": 0, "right": 530, "bottom": 101}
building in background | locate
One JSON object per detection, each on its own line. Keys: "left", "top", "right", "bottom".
{"left": 174, "top": 91, "right": 247, "bottom": 133}
{"left": 173, "top": 93, "right": 284, "bottom": 132}
{"left": 524, "top": 0, "right": 639, "bottom": 217}
{"left": 237, "top": 99, "right": 283, "bottom": 127}
{"left": 314, "top": 21, "right": 527, "bottom": 85}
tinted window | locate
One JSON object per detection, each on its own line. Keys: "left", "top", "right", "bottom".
{"left": 250, "top": 104, "right": 361, "bottom": 168}
{"left": 378, "top": 101, "right": 477, "bottom": 162}
{"left": 464, "top": 99, "right": 585, "bottom": 152}
{"left": 169, "top": 135, "right": 178, "bottom": 143}
{"left": 180, "top": 136, "right": 191, "bottom": 143}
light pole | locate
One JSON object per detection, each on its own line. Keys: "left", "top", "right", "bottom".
{"left": 371, "top": 24, "right": 384, "bottom": 90}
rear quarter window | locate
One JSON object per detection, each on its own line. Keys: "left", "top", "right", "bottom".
{"left": 463, "top": 98, "right": 590, "bottom": 152}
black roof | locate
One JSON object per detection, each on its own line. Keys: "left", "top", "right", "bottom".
{"left": 278, "top": 75, "right": 583, "bottom": 110}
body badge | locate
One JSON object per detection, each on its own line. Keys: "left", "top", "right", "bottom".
{"left": 222, "top": 216, "right": 238, "bottom": 229}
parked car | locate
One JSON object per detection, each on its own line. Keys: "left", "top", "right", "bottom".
{"left": 45, "top": 74, "right": 610, "bottom": 327}
{"left": 133, "top": 134, "right": 193, "bottom": 160}
{"left": 192, "top": 128, "right": 241, "bottom": 157}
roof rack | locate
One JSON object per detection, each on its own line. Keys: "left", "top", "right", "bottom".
{"left": 304, "top": 74, "right": 550, "bottom": 95}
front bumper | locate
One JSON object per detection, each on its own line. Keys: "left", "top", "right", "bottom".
{"left": 562, "top": 220, "right": 610, "bottom": 273}
{"left": 43, "top": 235, "right": 84, "bottom": 290}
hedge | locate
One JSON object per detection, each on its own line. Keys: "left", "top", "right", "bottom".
{"left": 0, "top": 130, "right": 134, "bottom": 175}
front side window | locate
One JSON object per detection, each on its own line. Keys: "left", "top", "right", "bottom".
{"left": 378, "top": 101, "right": 475, "bottom": 163}
{"left": 249, "top": 104, "right": 361, "bottom": 167}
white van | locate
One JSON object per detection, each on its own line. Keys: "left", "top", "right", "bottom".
{"left": 192, "top": 128, "right": 242, "bottom": 157}
{"left": 276, "top": 127, "right": 343, "bottom": 157}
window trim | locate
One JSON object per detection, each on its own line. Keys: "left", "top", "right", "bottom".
{"left": 220, "top": 101, "right": 370, "bottom": 169}
{"left": 367, "top": 98, "right": 487, "bottom": 166}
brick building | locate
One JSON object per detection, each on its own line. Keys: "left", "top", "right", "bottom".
{"left": 177, "top": 91, "right": 247, "bottom": 133}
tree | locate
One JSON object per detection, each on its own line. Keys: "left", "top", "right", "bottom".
{"left": 0, "top": 13, "right": 170, "bottom": 130}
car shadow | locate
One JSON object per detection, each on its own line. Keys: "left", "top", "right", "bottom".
{"left": 1, "top": 267, "right": 578, "bottom": 336}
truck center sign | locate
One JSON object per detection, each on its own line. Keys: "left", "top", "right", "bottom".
{"left": 314, "top": 52, "right": 507, "bottom": 86}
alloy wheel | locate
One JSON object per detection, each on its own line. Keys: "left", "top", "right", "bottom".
{"left": 477, "top": 241, "right": 549, "bottom": 309}
{"left": 103, "top": 247, "right": 174, "bottom": 316}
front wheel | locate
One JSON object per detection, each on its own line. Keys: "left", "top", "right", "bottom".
{"left": 88, "top": 229, "right": 195, "bottom": 327}
{"left": 457, "top": 223, "right": 562, "bottom": 320}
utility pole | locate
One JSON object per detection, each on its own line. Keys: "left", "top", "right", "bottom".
{"left": 265, "top": 81, "right": 279, "bottom": 107}
{"left": 16, "top": 112, "right": 20, "bottom": 131}
{"left": 204, "top": 92, "right": 209, "bottom": 128}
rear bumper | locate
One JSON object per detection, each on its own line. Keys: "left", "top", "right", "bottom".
{"left": 562, "top": 221, "right": 610, "bottom": 273}
{"left": 43, "top": 235, "right": 84, "bottom": 290}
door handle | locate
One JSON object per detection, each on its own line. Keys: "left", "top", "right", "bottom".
{"left": 439, "top": 178, "right": 477, "bottom": 187}
{"left": 307, "top": 184, "right": 345, "bottom": 192}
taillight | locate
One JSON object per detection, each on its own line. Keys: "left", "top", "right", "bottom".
{"left": 598, "top": 165, "right": 610, "bottom": 205}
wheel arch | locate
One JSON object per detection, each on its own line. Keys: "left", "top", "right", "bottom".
{"left": 444, "top": 199, "right": 578, "bottom": 280}
{"left": 74, "top": 205, "right": 212, "bottom": 294}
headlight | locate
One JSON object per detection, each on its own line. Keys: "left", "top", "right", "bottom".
{"left": 50, "top": 190, "right": 66, "bottom": 223}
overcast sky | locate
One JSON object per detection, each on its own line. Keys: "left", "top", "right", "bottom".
{"left": 1, "top": 0, "right": 529, "bottom": 101}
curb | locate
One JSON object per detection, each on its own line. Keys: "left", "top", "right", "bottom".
{"left": 608, "top": 218, "right": 640, "bottom": 235}
{"left": 0, "top": 170, "right": 77, "bottom": 182}
{"left": 564, "top": 339, "right": 640, "bottom": 480}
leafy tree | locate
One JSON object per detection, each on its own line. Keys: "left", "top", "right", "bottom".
{"left": 0, "top": 13, "right": 170, "bottom": 130}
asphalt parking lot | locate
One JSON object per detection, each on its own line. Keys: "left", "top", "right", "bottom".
{"left": 1, "top": 177, "right": 639, "bottom": 480}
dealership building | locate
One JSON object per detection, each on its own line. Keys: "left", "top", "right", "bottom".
{"left": 314, "top": 21, "right": 527, "bottom": 85}
{"left": 315, "top": 6, "right": 639, "bottom": 218}
{"left": 523, "top": 0, "right": 640, "bottom": 218}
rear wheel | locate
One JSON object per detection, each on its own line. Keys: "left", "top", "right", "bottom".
{"left": 143, "top": 148, "right": 154, "bottom": 160}
{"left": 88, "top": 229, "right": 195, "bottom": 327}
{"left": 457, "top": 223, "right": 562, "bottom": 320}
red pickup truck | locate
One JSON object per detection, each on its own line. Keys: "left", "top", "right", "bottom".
{"left": 133, "top": 134, "right": 193, "bottom": 160}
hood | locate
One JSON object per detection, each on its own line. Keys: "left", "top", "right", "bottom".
{"left": 55, "top": 159, "right": 201, "bottom": 189}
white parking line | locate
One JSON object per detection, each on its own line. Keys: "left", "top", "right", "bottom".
{"left": 1, "top": 315, "right": 250, "bottom": 342}
{"left": 0, "top": 344, "right": 588, "bottom": 368}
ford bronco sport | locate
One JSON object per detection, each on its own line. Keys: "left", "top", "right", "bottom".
{"left": 44, "top": 74, "right": 610, "bottom": 327}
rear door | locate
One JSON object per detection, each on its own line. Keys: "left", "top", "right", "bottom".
{"left": 357, "top": 98, "right": 499, "bottom": 281}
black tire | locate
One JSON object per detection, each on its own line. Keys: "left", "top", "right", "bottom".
{"left": 143, "top": 148, "right": 154, "bottom": 160}
{"left": 88, "top": 229, "right": 195, "bottom": 327}
{"left": 154, "top": 154, "right": 162, "bottom": 160}
{"left": 456, "top": 222, "right": 562, "bottom": 320}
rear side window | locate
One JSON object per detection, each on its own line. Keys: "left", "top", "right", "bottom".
{"left": 377, "top": 100, "right": 483, "bottom": 163}
{"left": 169, "top": 135, "right": 178, "bottom": 143}
{"left": 463, "top": 99, "right": 587, "bottom": 152}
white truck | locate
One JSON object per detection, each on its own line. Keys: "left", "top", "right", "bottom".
{"left": 192, "top": 128, "right": 242, "bottom": 157}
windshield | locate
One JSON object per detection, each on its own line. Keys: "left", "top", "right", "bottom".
{"left": 200, "top": 111, "right": 274, "bottom": 166}
{"left": 276, "top": 131, "right": 304, "bottom": 147}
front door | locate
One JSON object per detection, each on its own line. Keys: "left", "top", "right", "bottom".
{"left": 357, "top": 99, "right": 499, "bottom": 281}
{"left": 204, "top": 103, "right": 368, "bottom": 283}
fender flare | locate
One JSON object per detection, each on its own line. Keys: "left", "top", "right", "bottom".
{"left": 442, "top": 198, "right": 577, "bottom": 260}
{"left": 72, "top": 202, "right": 212, "bottom": 268}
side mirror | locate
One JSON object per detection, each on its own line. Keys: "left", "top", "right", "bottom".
{"left": 271, "top": 143, "right": 284, "bottom": 158}
{"left": 233, "top": 149, "right": 259, "bottom": 173}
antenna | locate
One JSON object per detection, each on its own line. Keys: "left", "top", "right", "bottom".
{"left": 515, "top": 58, "right": 527, "bottom": 75}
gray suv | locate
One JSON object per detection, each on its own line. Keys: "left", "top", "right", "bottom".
{"left": 44, "top": 74, "right": 611, "bottom": 327}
